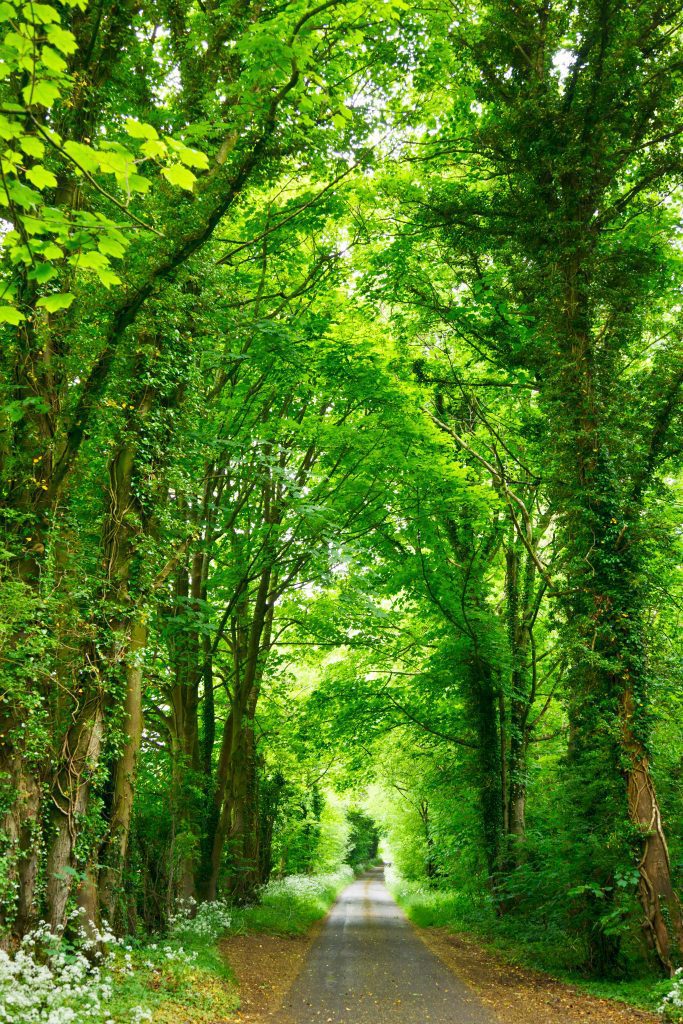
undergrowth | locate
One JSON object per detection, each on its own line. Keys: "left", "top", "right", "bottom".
{"left": 1, "top": 867, "right": 353, "bottom": 1024}
{"left": 115, "top": 866, "right": 353, "bottom": 1022}
{"left": 228, "top": 866, "right": 354, "bottom": 937}
{"left": 388, "top": 872, "right": 678, "bottom": 1020}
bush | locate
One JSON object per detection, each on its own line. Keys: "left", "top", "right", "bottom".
{"left": 169, "top": 898, "right": 233, "bottom": 943}
{"left": 661, "top": 969, "right": 683, "bottom": 1022}
{"left": 0, "top": 916, "right": 138, "bottom": 1024}
{"left": 235, "top": 866, "right": 353, "bottom": 935}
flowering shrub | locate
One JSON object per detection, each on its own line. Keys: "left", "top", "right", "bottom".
{"left": 242, "top": 866, "right": 354, "bottom": 934}
{"left": 0, "top": 912, "right": 214, "bottom": 1024}
{"left": 660, "top": 968, "right": 683, "bottom": 1022}
{"left": 263, "top": 865, "right": 354, "bottom": 905}
{"left": 169, "top": 897, "right": 233, "bottom": 942}
{"left": 0, "top": 916, "right": 148, "bottom": 1024}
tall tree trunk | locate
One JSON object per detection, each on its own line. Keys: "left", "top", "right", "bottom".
{"left": 257, "top": 772, "right": 285, "bottom": 886}
{"left": 504, "top": 542, "right": 535, "bottom": 850}
{"left": 167, "top": 549, "right": 205, "bottom": 902}
{"left": 77, "top": 377, "right": 158, "bottom": 929}
{"left": 419, "top": 800, "right": 437, "bottom": 881}
{"left": 237, "top": 715, "right": 261, "bottom": 897}
{"left": 203, "top": 566, "right": 274, "bottom": 899}
{"left": 557, "top": 282, "right": 682, "bottom": 972}
{"left": 45, "top": 693, "right": 105, "bottom": 930}
{"left": 98, "top": 618, "right": 147, "bottom": 924}
{"left": 0, "top": 753, "right": 42, "bottom": 940}
{"left": 622, "top": 690, "right": 683, "bottom": 972}
{"left": 466, "top": 653, "right": 503, "bottom": 881}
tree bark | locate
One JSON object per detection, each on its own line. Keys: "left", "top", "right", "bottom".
{"left": 46, "top": 695, "right": 104, "bottom": 930}
{"left": 202, "top": 565, "right": 274, "bottom": 899}
{"left": 98, "top": 618, "right": 147, "bottom": 924}
{"left": 504, "top": 543, "right": 535, "bottom": 849}
{"left": 0, "top": 753, "right": 42, "bottom": 940}
{"left": 622, "top": 690, "right": 683, "bottom": 974}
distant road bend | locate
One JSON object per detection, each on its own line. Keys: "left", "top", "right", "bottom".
{"left": 274, "top": 867, "right": 496, "bottom": 1024}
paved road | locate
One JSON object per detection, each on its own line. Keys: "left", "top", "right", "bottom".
{"left": 275, "top": 867, "right": 496, "bottom": 1024}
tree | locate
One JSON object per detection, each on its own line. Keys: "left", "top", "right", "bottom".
{"left": 369, "top": 0, "right": 683, "bottom": 973}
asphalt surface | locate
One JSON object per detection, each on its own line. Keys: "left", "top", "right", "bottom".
{"left": 275, "top": 867, "right": 496, "bottom": 1024}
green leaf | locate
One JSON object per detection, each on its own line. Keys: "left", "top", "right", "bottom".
{"left": 8, "top": 180, "right": 41, "bottom": 208}
{"left": 95, "top": 267, "right": 121, "bottom": 289}
{"left": 45, "top": 23, "right": 77, "bottom": 54}
{"left": 36, "top": 292, "right": 73, "bottom": 312}
{"left": 22, "top": 3, "right": 60, "bottom": 23}
{"left": 28, "top": 262, "right": 57, "bottom": 283}
{"left": 71, "top": 249, "right": 109, "bottom": 272}
{"left": 125, "top": 118, "right": 158, "bottom": 141}
{"left": 63, "top": 139, "right": 100, "bottom": 174}
{"left": 0, "top": 115, "right": 21, "bottom": 140}
{"left": 40, "top": 45, "right": 68, "bottom": 74}
{"left": 4, "top": 31, "right": 32, "bottom": 58}
{"left": 176, "top": 145, "right": 209, "bottom": 170}
{"left": 98, "top": 235, "right": 125, "bottom": 259}
{"left": 97, "top": 146, "right": 136, "bottom": 177}
{"left": 0, "top": 3, "right": 16, "bottom": 23}
{"left": 120, "top": 172, "right": 150, "bottom": 194}
{"left": 1, "top": 153, "right": 20, "bottom": 175}
{"left": 23, "top": 78, "right": 61, "bottom": 107}
{"left": 40, "top": 241, "right": 63, "bottom": 259}
{"left": 25, "top": 164, "right": 58, "bottom": 189}
{"left": 0, "top": 305, "right": 25, "bottom": 324}
{"left": 20, "top": 215, "right": 46, "bottom": 235}
{"left": 140, "top": 138, "right": 167, "bottom": 160}
{"left": 19, "top": 135, "right": 45, "bottom": 159}
{"left": 161, "top": 163, "right": 196, "bottom": 191}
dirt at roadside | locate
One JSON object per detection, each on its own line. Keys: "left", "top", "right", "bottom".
{"left": 416, "top": 927, "right": 662, "bottom": 1024}
{"left": 220, "top": 924, "right": 322, "bottom": 1022}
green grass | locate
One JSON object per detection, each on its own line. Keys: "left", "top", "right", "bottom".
{"left": 570, "top": 976, "right": 672, "bottom": 1014}
{"left": 108, "top": 939, "right": 239, "bottom": 1024}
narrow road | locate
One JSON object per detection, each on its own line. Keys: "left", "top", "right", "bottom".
{"left": 275, "top": 867, "right": 496, "bottom": 1024}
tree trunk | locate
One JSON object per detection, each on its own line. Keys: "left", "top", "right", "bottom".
{"left": 0, "top": 753, "right": 42, "bottom": 940}
{"left": 98, "top": 618, "right": 147, "bottom": 924}
{"left": 202, "top": 565, "right": 274, "bottom": 900}
{"left": 504, "top": 542, "right": 535, "bottom": 851}
{"left": 552, "top": 264, "right": 683, "bottom": 972}
{"left": 238, "top": 717, "right": 261, "bottom": 897}
{"left": 622, "top": 690, "right": 683, "bottom": 974}
{"left": 258, "top": 773, "right": 285, "bottom": 886}
{"left": 466, "top": 654, "right": 503, "bottom": 880}
{"left": 45, "top": 696, "right": 104, "bottom": 930}
{"left": 167, "top": 553, "right": 204, "bottom": 902}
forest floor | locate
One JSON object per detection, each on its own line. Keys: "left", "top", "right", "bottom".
{"left": 220, "top": 925, "right": 323, "bottom": 1022}
{"left": 222, "top": 871, "right": 663, "bottom": 1024}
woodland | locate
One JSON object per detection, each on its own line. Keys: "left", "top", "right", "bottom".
{"left": 1, "top": 0, "right": 683, "bottom": 1019}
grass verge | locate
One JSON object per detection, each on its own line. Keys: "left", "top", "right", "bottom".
{"left": 229, "top": 866, "right": 354, "bottom": 937}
